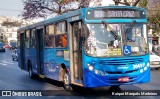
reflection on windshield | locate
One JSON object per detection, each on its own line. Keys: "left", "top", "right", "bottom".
{"left": 125, "top": 24, "right": 147, "bottom": 54}
{"left": 84, "top": 23, "right": 148, "bottom": 57}
{"left": 102, "top": 21, "right": 118, "bottom": 39}
{"left": 85, "top": 24, "right": 122, "bottom": 56}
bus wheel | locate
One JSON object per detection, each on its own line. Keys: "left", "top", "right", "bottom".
{"left": 63, "top": 70, "right": 72, "bottom": 91}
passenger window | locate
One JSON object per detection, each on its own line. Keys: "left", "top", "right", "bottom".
{"left": 25, "top": 30, "right": 30, "bottom": 48}
{"left": 55, "top": 21, "right": 68, "bottom": 47}
{"left": 30, "top": 29, "right": 35, "bottom": 48}
{"left": 45, "top": 24, "right": 54, "bottom": 47}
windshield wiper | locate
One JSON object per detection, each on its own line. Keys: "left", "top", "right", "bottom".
{"left": 125, "top": 20, "right": 136, "bottom": 35}
{"left": 102, "top": 21, "right": 118, "bottom": 39}
{"left": 124, "top": 20, "right": 136, "bottom": 42}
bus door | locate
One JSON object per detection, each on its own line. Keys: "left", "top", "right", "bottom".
{"left": 70, "top": 21, "right": 83, "bottom": 85}
{"left": 35, "top": 28, "right": 44, "bottom": 75}
{"left": 20, "top": 33, "right": 25, "bottom": 69}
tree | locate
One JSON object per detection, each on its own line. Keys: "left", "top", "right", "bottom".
{"left": 148, "top": 3, "right": 160, "bottom": 36}
{"left": 139, "top": 0, "right": 160, "bottom": 36}
{"left": 138, "top": 0, "right": 147, "bottom": 8}
{"left": 22, "top": 0, "right": 141, "bottom": 19}
{"left": 22, "top": 0, "right": 80, "bottom": 19}
{"left": 113, "top": 0, "right": 141, "bottom": 6}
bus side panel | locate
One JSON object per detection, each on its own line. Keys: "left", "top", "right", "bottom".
{"left": 29, "top": 48, "right": 38, "bottom": 74}
{"left": 24, "top": 48, "right": 30, "bottom": 71}
{"left": 54, "top": 49, "right": 69, "bottom": 80}
{"left": 19, "top": 33, "right": 25, "bottom": 70}
{"left": 43, "top": 48, "right": 69, "bottom": 81}
{"left": 17, "top": 49, "right": 21, "bottom": 69}
{"left": 43, "top": 48, "right": 56, "bottom": 79}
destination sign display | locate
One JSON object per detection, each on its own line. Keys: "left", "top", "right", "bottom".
{"left": 87, "top": 8, "right": 146, "bottom": 19}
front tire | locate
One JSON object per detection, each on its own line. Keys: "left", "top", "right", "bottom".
{"left": 63, "top": 70, "right": 72, "bottom": 91}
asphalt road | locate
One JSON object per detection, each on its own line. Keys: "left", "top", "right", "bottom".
{"left": 0, "top": 49, "right": 160, "bottom": 99}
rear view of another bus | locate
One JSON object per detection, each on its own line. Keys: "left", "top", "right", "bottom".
{"left": 82, "top": 6, "right": 150, "bottom": 87}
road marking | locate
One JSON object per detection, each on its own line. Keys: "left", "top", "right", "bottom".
{"left": 0, "top": 63, "right": 7, "bottom": 65}
{"left": 0, "top": 60, "right": 17, "bottom": 66}
{"left": 0, "top": 61, "right": 16, "bottom": 64}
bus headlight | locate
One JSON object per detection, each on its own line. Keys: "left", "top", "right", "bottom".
{"left": 87, "top": 63, "right": 91, "bottom": 66}
{"left": 147, "top": 63, "right": 150, "bottom": 67}
{"left": 144, "top": 66, "right": 147, "bottom": 71}
{"left": 95, "top": 69, "right": 99, "bottom": 74}
{"left": 87, "top": 63, "right": 94, "bottom": 71}
{"left": 100, "top": 71, "right": 106, "bottom": 76}
{"left": 89, "top": 66, "right": 94, "bottom": 71}
{"left": 140, "top": 69, "right": 143, "bottom": 73}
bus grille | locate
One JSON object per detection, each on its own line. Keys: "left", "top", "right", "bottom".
{"left": 99, "top": 58, "right": 144, "bottom": 66}
{"left": 106, "top": 69, "right": 138, "bottom": 74}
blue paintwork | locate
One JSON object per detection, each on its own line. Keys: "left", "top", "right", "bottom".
{"left": 24, "top": 48, "right": 30, "bottom": 70}
{"left": 17, "top": 49, "right": 21, "bottom": 69}
{"left": 43, "top": 48, "right": 69, "bottom": 80}
{"left": 19, "top": 48, "right": 37, "bottom": 72}
{"left": 83, "top": 53, "right": 150, "bottom": 87}
{"left": 29, "top": 48, "right": 37, "bottom": 74}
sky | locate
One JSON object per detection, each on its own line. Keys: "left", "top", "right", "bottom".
{"left": 0, "top": 0, "right": 23, "bottom": 17}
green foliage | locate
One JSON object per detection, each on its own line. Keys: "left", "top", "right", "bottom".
{"left": 23, "top": 0, "right": 143, "bottom": 19}
{"left": 139, "top": 0, "right": 160, "bottom": 36}
{"left": 139, "top": 0, "right": 147, "bottom": 8}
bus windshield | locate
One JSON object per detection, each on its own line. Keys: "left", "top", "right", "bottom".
{"left": 84, "top": 23, "right": 148, "bottom": 57}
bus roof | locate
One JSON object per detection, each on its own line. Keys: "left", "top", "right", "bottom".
{"left": 18, "top": 8, "right": 84, "bottom": 32}
{"left": 18, "top": 6, "right": 146, "bottom": 32}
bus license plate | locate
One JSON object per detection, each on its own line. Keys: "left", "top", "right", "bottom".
{"left": 118, "top": 77, "right": 129, "bottom": 82}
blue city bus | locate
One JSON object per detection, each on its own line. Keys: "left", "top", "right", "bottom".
{"left": 17, "top": 6, "right": 149, "bottom": 90}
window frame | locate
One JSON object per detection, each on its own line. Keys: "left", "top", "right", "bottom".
{"left": 44, "top": 23, "right": 55, "bottom": 48}
{"left": 30, "top": 29, "right": 36, "bottom": 48}
{"left": 55, "top": 21, "right": 68, "bottom": 48}
{"left": 25, "top": 30, "right": 30, "bottom": 48}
